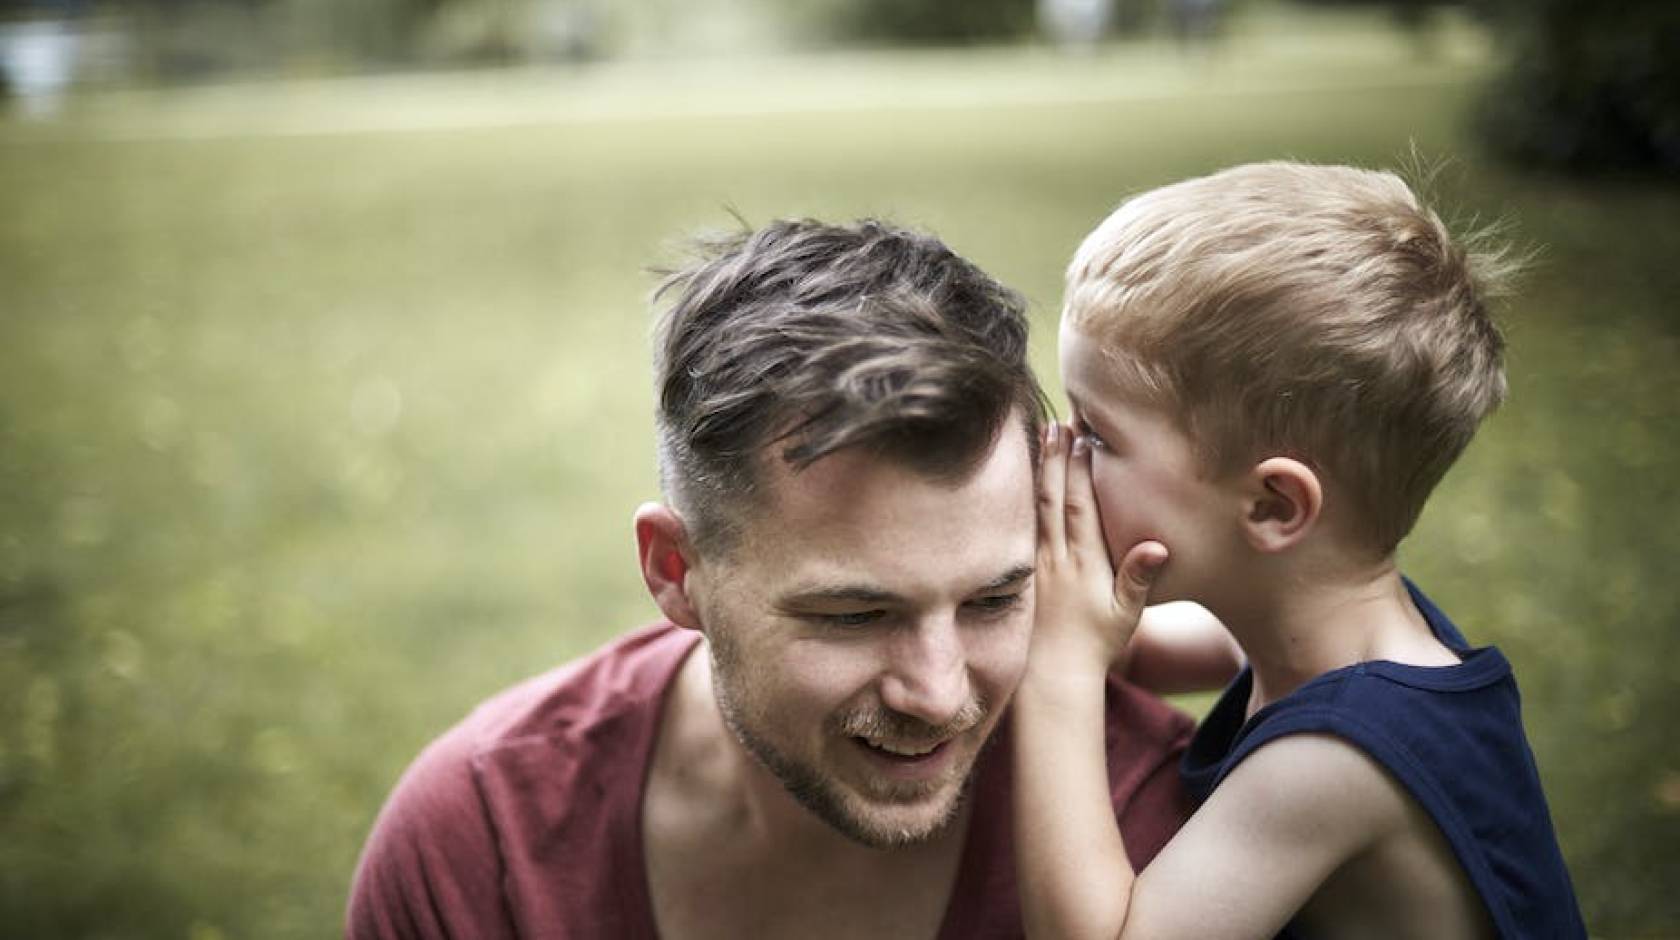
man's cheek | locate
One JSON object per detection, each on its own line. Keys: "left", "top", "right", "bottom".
{"left": 978, "top": 621, "right": 1033, "bottom": 704}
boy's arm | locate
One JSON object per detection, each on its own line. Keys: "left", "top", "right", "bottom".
{"left": 1014, "top": 426, "right": 1163, "bottom": 938}
{"left": 1119, "top": 733, "right": 1412, "bottom": 939}
{"left": 1017, "top": 429, "right": 1406, "bottom": 939}
{"left": 1125, "top": 602, "right": 1244, "bottom": 695}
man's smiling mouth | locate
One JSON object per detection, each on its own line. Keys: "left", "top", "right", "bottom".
{"left": 857, "top": 736, "right": 948, "bottom": 759}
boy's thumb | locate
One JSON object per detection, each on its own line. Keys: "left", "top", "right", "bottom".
{"left": 1113, "top": 541, "right": 1169, "bottom": 612}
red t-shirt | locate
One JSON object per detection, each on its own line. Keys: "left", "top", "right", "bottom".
{"left": 347, "top": 623, "right": 1194, "bottom": 939}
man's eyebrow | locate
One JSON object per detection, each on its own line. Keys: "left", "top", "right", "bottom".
{"left": 778, "top": 565, "right": 1034, "bottom": 608}
{"left": 977, "top": 565, "right": 1036, "bottom": 593}
{"left": 779, "top": 584, "right": 904, "bottom": 608}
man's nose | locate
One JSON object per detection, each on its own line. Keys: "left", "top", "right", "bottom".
{"left": 878, "top": 617, "right": 971, "bottom": 726}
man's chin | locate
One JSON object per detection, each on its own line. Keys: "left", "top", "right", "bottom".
{"left": 821, "top": 773, "right": 971, "bottom": 849}
{"left": 823, "top": 725, "right": 1001, "bottom": 847}
{"left": 847, "top": 807, "right": 962, "bottom": 850}
{"left": 716, "top": 687, "right": 986, "bottom": 848}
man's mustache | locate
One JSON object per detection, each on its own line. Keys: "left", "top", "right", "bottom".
{"left": 833, "top": 696, "right": 988, "bottom": 745}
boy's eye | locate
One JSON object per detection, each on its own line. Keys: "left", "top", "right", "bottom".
{"left": 1072, "top": 417, "right": 1107, "bottom": 450}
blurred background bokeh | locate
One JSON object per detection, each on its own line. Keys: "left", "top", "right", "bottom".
{"left": 2, "top": 0, "right": 1676, "bottom": 937}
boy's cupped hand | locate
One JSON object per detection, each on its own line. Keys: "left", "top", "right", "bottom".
{"left": 1030, "top": 420, "right": 1168, "bottom": 678}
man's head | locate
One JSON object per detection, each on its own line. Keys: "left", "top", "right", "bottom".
{"left": 635, "top": 219, "right": 1047, "bottom": 848}
{"left": 651, "top": 217, "right": 1047, "bottom": 555}
{"left": 1062, "top": 161, "right": 1514, "bottom": 559}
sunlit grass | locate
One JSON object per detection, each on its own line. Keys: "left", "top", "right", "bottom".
{"left": 2, "top": 13, "right": 1676, "bottom": 938}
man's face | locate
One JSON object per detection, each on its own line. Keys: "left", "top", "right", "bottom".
{"left": 688, "top": 423, "right": 1037, "bottom": 849}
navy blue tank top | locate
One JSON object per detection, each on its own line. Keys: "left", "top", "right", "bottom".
{"left": 1180, "top": 580, "right": 1585, "bottom": 938}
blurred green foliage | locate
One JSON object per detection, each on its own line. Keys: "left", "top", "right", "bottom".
{"left": 813, "top": 0, "right": 1036, "bottom": 45}
{"left": 118, "top": 0, "right": 522, "bottom": 74}
{"left": 1, "top": 10, "right": 1677, "bottom": 939}
{"left": 1474, "top": 0, "right": 1680, "bottom": 173}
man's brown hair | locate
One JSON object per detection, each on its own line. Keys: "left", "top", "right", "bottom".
{"left": 1065, "top": 162, "right": 1517, "bottom": 555}
{"left": 654, "top": 218, "right": 1048, "bottom": 553}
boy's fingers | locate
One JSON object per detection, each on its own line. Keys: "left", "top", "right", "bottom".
{"left": 1063, "top": 432, "right": 1105, "bottom": 560}
{"left": 1037, "top": 422, "right": 1069, "bottom": 558}
{"left": 1111, "top": 540, "right": 1169, "bottom": 618}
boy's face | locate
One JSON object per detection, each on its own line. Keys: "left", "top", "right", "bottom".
{"left": 1059, "top": 320, "right": 1241, "bottom": 605}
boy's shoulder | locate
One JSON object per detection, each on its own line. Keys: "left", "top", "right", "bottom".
{"left": 1124, "top": 723, "right": 1482, "bottom": 939}
{"left": 1179, "top": 585, "right": 1585, "bottom": 938}
{"left": 1176, "top": 730, "right": 1506, "bottom": 939}
{"left": 1186, "top": 585, "right": 1526, "bottom": 809}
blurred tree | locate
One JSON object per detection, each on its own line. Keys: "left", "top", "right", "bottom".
{"left": 815, "top": 0, "right": 1037, "bottom": 45}
{"left": 124, "top": 0, "right": 275, "bottom": 79}
{"left": 116, "top": 0, "right": 537, "bottom": 78}
{"left": 1287, "top": 0, "right": 1460, "bottom": 42}
{"left": 0, "top": 0, "right": 91, "bottom": 17}
{"left": 1474, "top": 0, "right": 1680, "bottom": 174}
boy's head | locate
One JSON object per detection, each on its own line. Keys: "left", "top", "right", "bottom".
{"left": 1062, "top": 161, "right": 1514, "bottom": 562}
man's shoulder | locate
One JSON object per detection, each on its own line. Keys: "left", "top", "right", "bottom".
{"left": 1102, "top": 672, "right": 1197, "bottom": 760}
{"left": 1096, "top": 675, "right": 1198, "bottom": 868}
{"left": 390, "top": 618, "right": 696, "bottom": 807}
{"left": 389, "top": 620, "right": 699, "bottom": 816}
{"left": 347, "top": 622, "right": 696, "bottom": 938}
{"left": 452, "top": 621, "right": 699, "bottom": 753}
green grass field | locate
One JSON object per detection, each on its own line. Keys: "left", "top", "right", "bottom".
{"left": 3, "top": 12, "right": 1677, "bottom": 938}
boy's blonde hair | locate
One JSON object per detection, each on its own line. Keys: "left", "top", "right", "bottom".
{"left": 1065, "top": 161, "right": 1515, "bottom": 555}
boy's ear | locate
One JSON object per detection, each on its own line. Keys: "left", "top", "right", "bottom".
{"left": 633, "top": 503, "right": 703, "bottom": 630}
{"left": 1240, "top": 457, "right": 1322, "bottom": 553}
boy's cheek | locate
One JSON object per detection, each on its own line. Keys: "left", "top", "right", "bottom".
{"left": 1088, "top": 471, "right": 1141, "bottom": 559}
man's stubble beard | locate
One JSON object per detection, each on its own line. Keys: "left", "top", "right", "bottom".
{"left": 706, "top": 629, "right": 990, "bottom": 850}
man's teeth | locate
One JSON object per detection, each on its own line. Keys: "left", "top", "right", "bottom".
{"left": 864, "top": 736, "right": 941, "bottom": 757}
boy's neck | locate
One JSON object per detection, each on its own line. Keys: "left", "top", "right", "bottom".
{"left": 1211, "top": 560, "right": 1459, "bottom": 717}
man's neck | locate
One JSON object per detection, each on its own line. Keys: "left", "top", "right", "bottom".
{"left": 677, "top": 641, "right": 971, "bottom": 853}
{"left": 1211, "top": 562, "right": 1457, "bottom": 716}
{"left": 641, "top": 641, "right": 969, "bottom": 940}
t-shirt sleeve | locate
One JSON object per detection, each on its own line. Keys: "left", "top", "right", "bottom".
{"left": 345, "top": 731, "right": 517, "bottom": 940}
{"left": 1105, "top": 678, "right": 1197, "bottom": 870}
{"left": 1116, "top": 746, "right": 1194, "bottom": 869}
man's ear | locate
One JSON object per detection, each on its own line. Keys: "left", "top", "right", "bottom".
{"left": 1240, "top": 457, "right": 1322, "bottom": 553}
{"left": 634, "top": 503, "right": 703, "bottom": 630}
